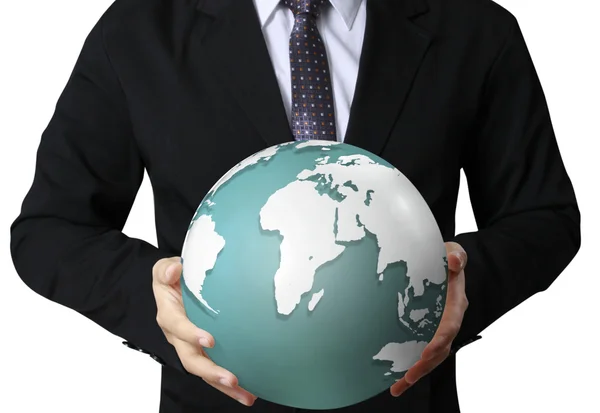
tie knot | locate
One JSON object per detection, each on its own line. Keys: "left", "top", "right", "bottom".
{"left": 281, "top": 0, "right": 327, "bottom": 18}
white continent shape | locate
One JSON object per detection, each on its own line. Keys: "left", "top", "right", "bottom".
{"left": 182, "top": 144, "right": 291, "bottom": 313}
{"left": 372, "top": 341, "right": 428, "bottom": 373}
{"left": 260, "top": 153, "right": 446, "bottom": 317}
{"left": 181, "top": 215, "right": 225, "bottom": 314}
{"left": 260, "top": 150, "right": 447, "bottom": 377}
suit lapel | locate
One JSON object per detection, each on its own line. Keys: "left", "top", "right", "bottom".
{"left": 188, "top": 0, "right": 431, "bottom": 152}
{"left": 191, "top": 0, "right": 294, "bottom": 147}
{"left": 344, "top": 0, "right": 432, "bottom": 155}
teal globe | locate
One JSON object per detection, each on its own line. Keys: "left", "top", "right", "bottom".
{"left": 181, "top": 140, "right": 447, "bottom": 409}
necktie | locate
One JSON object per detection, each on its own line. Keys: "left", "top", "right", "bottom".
{"left": 282, "top": 0, "right": 337, "bottom": 141}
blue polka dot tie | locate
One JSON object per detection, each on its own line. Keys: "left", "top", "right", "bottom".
{"left": 282, "top": 0, "right": 337, "bottom": 141}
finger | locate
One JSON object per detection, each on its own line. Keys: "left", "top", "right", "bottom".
{"left": 175, "top": 339, "right": 256, "bottom": 405}
{"left": 159, "top": 309, "right": 214, "bottom": 348}
{"left": 390, "top": 351, "right": 449, "bottom": 397}
{"left": 421, "top": 273, "right": 467, "bottom": 361}
{"left": 445, "top": 242, "right": 467, "bottom": 273}
{"left": 447, "top": 267, "right": 467, "bottom": 309}
{"left": 176, "top": 337, "right": 235, "bottom": 381}
{"left": 153, "top": 257, "right": 182, "bottom": 286}
{"left": 420, "top": 332, "right": 453, "bottom": 362}
{"left": 152, "top": 271, "right": 214, "bottom": 347}
{"left": 404, "top": 351, "right": 448, "bottom": 385}
{"left": 204, "top": 378, "right": 258, "bottom": 406}
{"left": 421, "top": 306, "right": 462, "bottom": 361}
{"left": 439, "top": 269, "right": 468, "bottom": 335}
{"left": 164, "top": 261, "right": 183, "bottom": 284}
{"left": 390, "top": 377, "right": 412, "bottom": 397}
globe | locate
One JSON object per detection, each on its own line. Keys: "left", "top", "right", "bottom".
{"left": 181, "top": 140, "right": 448, "bottom": 409}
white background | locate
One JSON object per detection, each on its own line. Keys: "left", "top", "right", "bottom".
{"left": 1, "top": 0, "right": 598, "bottom": 412}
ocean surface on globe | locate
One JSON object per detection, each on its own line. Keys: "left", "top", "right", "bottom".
{"left": 181, "top": 140, "right": 447, "bottom": 409}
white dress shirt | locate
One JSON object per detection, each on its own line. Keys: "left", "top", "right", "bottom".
{"left": 252, "top": 0, "right": 366, "bottom": 142}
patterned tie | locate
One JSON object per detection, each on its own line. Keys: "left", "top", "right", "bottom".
{"left": 282, "top": 0, "right": 337, "bottom": 141}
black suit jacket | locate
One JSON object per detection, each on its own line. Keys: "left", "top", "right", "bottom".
{"left": 10, "top": 0, "right": 580, "bottom": 411}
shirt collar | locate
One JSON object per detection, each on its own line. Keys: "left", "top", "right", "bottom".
{"left": 253, "top": 0, "right": 363, "bottom": 30}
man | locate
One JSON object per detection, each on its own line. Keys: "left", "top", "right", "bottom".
{"left": 9, "top": 0, "right": 580, "bottom": 412}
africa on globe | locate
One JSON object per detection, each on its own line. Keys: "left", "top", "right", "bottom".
{"left": 181, "top": 140, "right": 448, "bottom": 409}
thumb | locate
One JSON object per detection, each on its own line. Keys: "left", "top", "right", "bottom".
{"left": 164, "top": 261, "right": 182, "bottom": 284}
{"left": 445, "top": 242, "right": 467, "bottom": 273}
{"left": 153, "top": 257, "right": 182, "bottom": 285}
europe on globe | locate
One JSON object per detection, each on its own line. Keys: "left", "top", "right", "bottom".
{"left": 181, "top": 140, "right": 448, "bottom": 409}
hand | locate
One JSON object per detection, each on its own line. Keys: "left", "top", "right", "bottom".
{"left": 390, "top": 242, "right": 469, "bottom": 397}
{"left": 152, "top": 257, "right": 257, "bottom": 406}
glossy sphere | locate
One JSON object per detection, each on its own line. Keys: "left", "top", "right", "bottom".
{"left": 181, "top": 140, "right": 447, "bottom": 409}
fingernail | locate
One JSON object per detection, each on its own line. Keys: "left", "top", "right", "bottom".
{"left": 199, "top": 337, "right": 211, "bottom": 347}
{"left": 165, "top": 264, "right": 176, "bottom": 281}
{"left": 452, "top": 251, "right": 465, "bottom": 267}
{"left": 235, "top": 393, "right": 254, "bottom": 406}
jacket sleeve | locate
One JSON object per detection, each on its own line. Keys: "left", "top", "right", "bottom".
{"left": 450, "top": 16, "right": 581, "bottom": 352}
{"left": 9, "top": 15, "right": 186, "bottom": 373}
